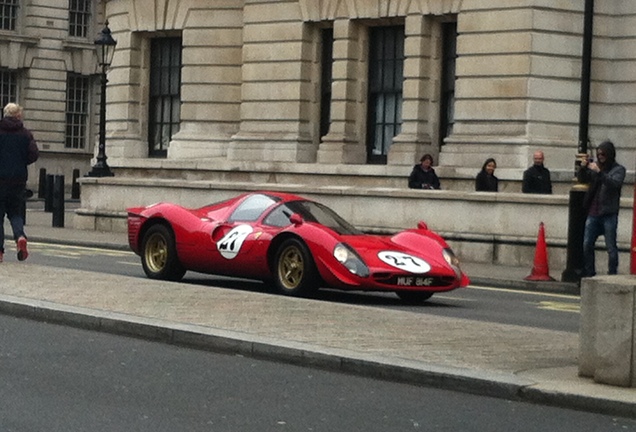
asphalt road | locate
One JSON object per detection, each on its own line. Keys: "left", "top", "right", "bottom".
{"left": 26, "top": 241, "right": 580, "bottom": 333}
{"left": 1, "top": 314, "right": 635, "bottom": 432}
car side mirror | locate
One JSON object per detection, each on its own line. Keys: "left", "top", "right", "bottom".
{"left": 290, "top": 213, "right": 304, "bottom": 226}
{"left": 417, "top": 221, "right": 428, "bottom": 230}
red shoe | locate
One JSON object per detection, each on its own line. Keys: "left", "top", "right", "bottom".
{"left": 17, "top": 237, "right": 28, "bottom": 261}
{"left": 0, "top": 251, "right": 3, "bottom": 263}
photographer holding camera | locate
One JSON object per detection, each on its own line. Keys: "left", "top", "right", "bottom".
{"left": 577, "top": 140, "right": 625, "bottom": 276}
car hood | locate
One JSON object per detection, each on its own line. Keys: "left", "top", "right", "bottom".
{"left": 340, "top": 233, "right": 450, "bottom": 271}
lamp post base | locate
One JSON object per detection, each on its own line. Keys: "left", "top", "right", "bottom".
{"left": 561, "top": 186, "right": 587, "bottom": 283}
{"left": 86, "top": 164, "right": 114, "bottom": 177}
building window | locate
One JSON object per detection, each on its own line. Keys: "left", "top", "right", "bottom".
{"left": 149, "top": 37, "right": 182, "bottom": 157}
{"left": 320, "top": 27, "right": 333, "bottom": 139}
{"left": 0, "top": 0, "right": 18, "bottom": 31}
{"left": 65, "top": 73, "right": 90, "bottom": 149}
{"left": 439, "top": 21, "right": 457, "bottom": 147}
{"left": 68, "top": 0, "right": 91, "bottom": 38}
{"left": 367, "top": 25, "right": 404, "bottom": 164}
{"left": 0, "top": 68, "right": 18, "bottom": 111}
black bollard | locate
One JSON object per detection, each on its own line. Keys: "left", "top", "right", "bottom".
{"left": 20, "top": 189, "right": 33, "bottom": 225}
{"left": 52, "top": 175, "right": 65, "bottom": 228}
{"left": 71, "top": 169, "right": 80, "bottom": 199}
{"left": 44, "top": 174, "right": 54, "bottom": 212}
{"left": 38, "top": 168, "right": 47, "bottom": 199}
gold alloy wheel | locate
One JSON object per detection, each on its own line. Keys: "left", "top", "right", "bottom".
{"left": 144, "top": 232, "right": 168, "bottom": 273}
{"left": 277, "top": 245, "right": 304, "bottom": 290}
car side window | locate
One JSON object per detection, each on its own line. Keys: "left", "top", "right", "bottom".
{"left": 228, "top": 194, "right": 278, "bottom": 222}
{"left": 263, "top": 205, "right": 293, "bottom": 227}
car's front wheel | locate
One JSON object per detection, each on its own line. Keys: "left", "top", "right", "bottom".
{"left": 396, "top": 291, "right": 434, "bottom": 304}
{"left": 141, "top": 224, "right": 186, "bottom": 281}
{"left": 274, "top": 238, "right": 319, "bottom": 297}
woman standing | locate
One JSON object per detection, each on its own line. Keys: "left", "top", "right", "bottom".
{"left": 475, "top": 158, "right": 498, "bottom": 192}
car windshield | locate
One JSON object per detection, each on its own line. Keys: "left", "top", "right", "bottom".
{"left": 264, "top": 200, "right": 362, "bottom": 235}
{"left": 229, "top": 194, "right": 280, "bottom": 222}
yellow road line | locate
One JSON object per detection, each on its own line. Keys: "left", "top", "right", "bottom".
{"left": 468, "top": 285, "right": 578, "bottom": 299}
{"left": 536, "top": 301, "right": 580, "bottom": 313}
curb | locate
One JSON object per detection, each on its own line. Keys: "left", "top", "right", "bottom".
{"left": 1, "top": 294, "right": 633, "bottom": 419}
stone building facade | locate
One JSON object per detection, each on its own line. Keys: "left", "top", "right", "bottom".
{"left": 101, "top": 0, "right": 635, "bottom": 181}
{"left": 0, "top": 0, "right": 104, "bottom": 187}
{"left": 3, "top": 0, "right": 635, "bottom": 269}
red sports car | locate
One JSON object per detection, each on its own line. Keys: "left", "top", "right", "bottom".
{"left": 127, "top": 191, "right": 469, "bottom": 303}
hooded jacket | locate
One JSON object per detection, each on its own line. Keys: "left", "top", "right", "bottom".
{"left": 577, "top": 140, "right": 625, "bottom": 216}
{"left": 0, "top": 115, "right": 39, "bottom": 185}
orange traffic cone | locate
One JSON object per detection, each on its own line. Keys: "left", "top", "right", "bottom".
{"left": 524, "top": 222, "right": 555, "bottom": 281}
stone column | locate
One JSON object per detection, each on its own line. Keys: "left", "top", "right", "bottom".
{"left": 168, "top": 25, "right": 242, "bottom": 160}
{"left": 388, "top": 14, "right": 435, "bottom": 166}
{"left": 317, "top": 19, "right": 366, "bottom": 164}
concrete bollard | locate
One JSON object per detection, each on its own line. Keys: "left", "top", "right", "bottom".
{"left": 579, "top": 275, "right": 636, "bottom": 387}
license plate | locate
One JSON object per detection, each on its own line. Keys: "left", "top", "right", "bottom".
{"left": 393, "top": 276, "right": 439, "bottom": 287}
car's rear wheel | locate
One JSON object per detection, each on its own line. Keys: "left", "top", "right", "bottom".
{"left": 141, "top": 224, "right": 186, "bottom": 281}
{"left": 396, "top": 291, "right": 434, "bottom": 304}
{"left": 274, "top": 238, "right": 319, "bottom": 297}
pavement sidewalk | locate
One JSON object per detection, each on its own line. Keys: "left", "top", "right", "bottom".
{"left": 1, "top": 201, "right": 634, "bottom": 418}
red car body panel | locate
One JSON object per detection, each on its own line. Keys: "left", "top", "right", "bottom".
{"left": 127, "top": 192, "right": 470, "bottom": 293}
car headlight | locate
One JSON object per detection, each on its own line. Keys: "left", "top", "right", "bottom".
{"left": 443, "top": 248, "right": 462, "bottom": 276}
{"left": 333, "top": 243, "right": 369, "bottom": 278}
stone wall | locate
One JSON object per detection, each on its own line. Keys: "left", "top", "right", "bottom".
{"left": 101, "top": 0, "right": 636, "bottom": 172}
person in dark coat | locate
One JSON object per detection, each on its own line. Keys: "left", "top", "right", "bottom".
{"left": 522, "top": 150, "right": 552, "bottom": 194}
{"left": 475, "top": 158, "right": 498, "bottom": 192}
{"left": 577, "top": 140, "right": 625, "bottom": 276}
{"left": 408, "top": 154, "right": 441, "bottom": 190}
{"left": 0, "top": 103, "right": 39, "bottom": 262}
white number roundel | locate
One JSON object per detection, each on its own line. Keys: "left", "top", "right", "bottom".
{"left": 378, "top": 251, "right": 431, "bottom": 274}
{"left": 216, "top": 225, "right": 253, "bottom": 259}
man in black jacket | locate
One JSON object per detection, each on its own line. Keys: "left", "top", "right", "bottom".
{"left": 522, "top": 150, "right": 552, "bottom": 194}
{"left": 577, "top": 140, "right": 625, "bottom": 276}
{"left": 408, "top": 154, "right": 441, "bottom": 190}
{"left": 0, "top": 103, "right": 39, "bottom": 262}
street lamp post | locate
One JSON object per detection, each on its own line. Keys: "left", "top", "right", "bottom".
{"left": 561, "top": 0, "right": 595, "bottom": 283}
{"left": 87, "top": 21, "right": 117, "bottom": 177}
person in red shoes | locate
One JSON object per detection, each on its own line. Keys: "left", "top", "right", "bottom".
{"left": 0, "top": 103, "right": 39, "bottom": 262}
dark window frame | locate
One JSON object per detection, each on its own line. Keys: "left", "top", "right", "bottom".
{"left": 148, "top": 37, "right": 182, "bottom": 158}
{"left": 65, "top": 73, "right": 90, "bottom": 150}
{"left": 320, "top": 27, "right": 334, "bottom": 139}
{"left": 0, "top": 0, "right": 18, "bottom": 31}
{"left": 439, "top": 21, "right": 457, "bottom": 148}
{"left": 68, "top": 0, "right": 91, "bottom": 39}
{"left": 0, "top": 68, "right": 18, "bottom": 112}
{"left": 366, "top": 25, "right": 404, "bottom": 165}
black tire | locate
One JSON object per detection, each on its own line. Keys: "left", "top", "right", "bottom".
{"left": 141, "top": 224, "right": 186, "bottom": 281}
{"left": 396, "top": 291, "right": 434, "bottom": 304}
{"left": 273, "top": 238, "right": 319, "bottom": 297}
